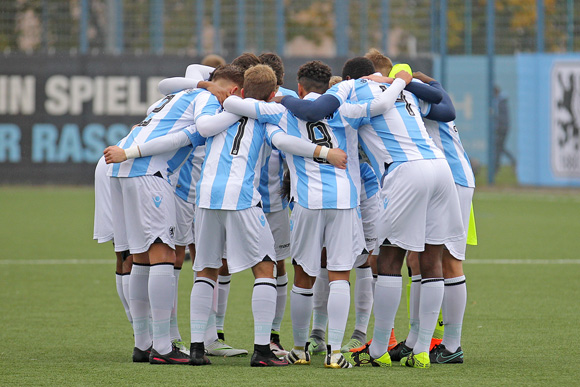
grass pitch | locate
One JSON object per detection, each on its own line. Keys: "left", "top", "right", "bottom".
{"left": 1, "top": 186, "right": 579, "bottom": 385}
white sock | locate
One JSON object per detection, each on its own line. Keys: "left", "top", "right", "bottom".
{"left": 441, "top": 276, "right": 467, "bottom": 352}
{"left": 369, "top": 275, "right": 401, "bottom": 359}
{"left": 327, "top": 280, "right": 350, "bottom": 352}
{"left": 116, "top": 273, "right": 132, "bottom": 324}
{"left": 291, "top": 285, "right": 313, "bottom": 348}
{"left": 405, "top": 275, "right": 422, "bottom": 348}
{"left": 272, "top": 273, "right": 288, "bottom": 333}
{"left": 129, "top": 264, "right": 151, "bottom": 351}
{"left": 204, "top": 283, "right": 219, "bottom": 345}
{"left": 122, "top": 273, "right": 132, "bottom": 324}
{"left": 216, "top": 275, "right": 231, "bottom": 332}
{"left": 149, "top": 264, "right": 175, "bottom": 355}
{"left": 414, "top": 278, "right": 445, "bottom": 355}
{"left": 311, "top": 268, "right": 329, "bottom": 333}
{"left": 354, "top": 267, "right": 373, "bottom": 335}
{"left": 372, "top": 274, "right": 377, "bottom": 295}
{"left": 170, "top": 268, "right": 181, "bottom": 341}
{"left": 190, "top": 277, "right": 215, "bottom": 343}
{"left": 252, "top": 278, "right": 277, "bottom": 345}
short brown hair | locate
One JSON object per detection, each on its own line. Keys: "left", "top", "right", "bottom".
{"left": 364, "top": 48, "right": 393, "bottom": 77}
{"left": 201, "top": 54, "right": 226, "bottom": 68}
{"left": 211, "top": 64, "right": 245, "bottom": 89}
{"left": 297, "top": 60, "right": 332, "bottom": 94}
{"left": 259, "top": 52, "right": 285, "bottom": 86}
{"left": 329, "top": 75, "right": 342, "bottom": 87}
{"left": 243, "top": 64, "right": 277, "bottom": 101}
{"left": 231, "top": 52, "right": 261, "bottom": 72}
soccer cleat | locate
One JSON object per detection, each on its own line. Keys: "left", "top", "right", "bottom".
{"left": 430, "top": 337, "right": 443, "bottom": 351}
{"left": 430, "top": 344, "right": 464, "bottom": 364}
{"left": 388, "top": 329, "right": 398, "bottom": 351}
{"left": 149, "top": 347, "right": 190, "bottom": 365}
{"left": 172, "top": 339, "right": 190, "bottom": 356}
{"left": 401, "top": 351, "right": 430, "bottom": 368}
{"left": 324, "top": 346, "right": 352, "bottom": 369}
{"left": 189, "top": 342, "right": 211, "bottom": 366}
{"left": 345, "top": 342, "right": 391, "bottom": 367}
{"left": 132, "top": 346, "right": 152, "bottom": 363}
{"left": 388, "top": 340, "right": 413, "bottom": 362}
{"left": 250, "top": 344, "right": 289, "bottom": 367}
{"left": 206, "top": 339, "right": 248, "bottom": 357}
{"left": 340, "top": 338, "right": 363, "bottom": 353}
{"left": 270, "top": 331, "right": 289, "bottom": 357}
{"left": 217, "top": 330, "right": 225, "bottom": 341}
{"left": 307, "top": 336, "right": 326, "bottom": 356}
{"left": 285, "top": 342, "right": 311, "bottom": 365}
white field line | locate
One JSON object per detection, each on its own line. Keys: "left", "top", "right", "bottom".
{"left": 0, "top": 259, "right": 580, "bottom": 265}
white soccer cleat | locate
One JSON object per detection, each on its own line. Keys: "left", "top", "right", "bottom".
{"left": 172, "top": 339, "right": 190, "bottom": 356}
{"left": 284, "top": 345, "right": 311, "bottom": 365}
{"left": 205, "top": 339, "right": 248, "bottom": 357}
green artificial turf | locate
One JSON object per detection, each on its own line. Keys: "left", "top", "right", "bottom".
{"left": 0, "top": 186, "right": 579, "bottom": 385}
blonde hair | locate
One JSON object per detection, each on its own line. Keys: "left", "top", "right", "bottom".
{"left": 364, "top": 48, "right": 393, "bottom": 77}
{"left": 329, "top": 75, "right": 343, "bottom": 87}
{"left": 243, "top": 64, "right": 277, "bottom": 101}
{"left": 201, "top": 54, "right": 226, "bottom": 68}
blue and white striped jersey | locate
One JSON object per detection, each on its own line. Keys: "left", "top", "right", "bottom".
{"left": 257, "top": 93, "right": 371, "bottom": 210}
{"left": 109, "top": 88, "right": 218, "bottom": 180}
{"left": 174, "top": 144, "right": 206, "bottom": 204}
{"left": 423, "top": 119, "right": 475, "bottom": 188}
{"left": 327, "top": 79, "right": 444, "bottom": 178}
{"left": 360, "top": 162, "right": 379, "bottom": 201}
{"left": 255, "top": 87, "right": 298, "bottom": 213}
{"left": 196, "top": 116, "right": 271, "bottom": 210}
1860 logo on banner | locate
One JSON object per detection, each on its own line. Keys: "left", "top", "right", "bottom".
{"left": 551, "top": 62, "right": 580, "bottom": 177}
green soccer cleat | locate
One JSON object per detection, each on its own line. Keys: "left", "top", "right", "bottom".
{"left": 340, "top": 338, "right": 363, "bottom": 353}
{"left": 206, "top": 339, "right": 248, "bottom": 357}
{"left": 401, "top": 351, "right": 430, "bottom": 368}
{"left": 388, "top": 340, "right": 413, "bottom": 362}
{"left": 307, "top": 336, "right": 326, "bottom": 356}
{"left": 344, "top": 342, "right": 391, "bottom": 367}
{"left": 430, "top": 344, "right": 464, "bottom": 364}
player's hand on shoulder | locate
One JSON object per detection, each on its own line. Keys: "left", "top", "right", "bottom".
{"left": 204, "top": 82, "right": 230, "bottom": 105}
{"left": 362, "top": 74, "right": 393, "bottom": 84}
{"left": 326, "top": 148, "right": 347, "bottom": 169}
{"left": 269, "top": 96, "right": 285, "bottom": 104}
{"left": 412, "top": 71, "right": 435, "bottom": 84}
{"left": 394, "top": 70, "right": 413, "bottom": 85}
{"left": 103, "top": 146, "right": 127, "bottom": 164}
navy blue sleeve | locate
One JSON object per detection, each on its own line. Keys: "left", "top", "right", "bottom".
{"left": 425, "top": 81, "right": 456, "bottom": 122}
{"left": 280, "top": 94, "right": 341, "bottom": 122}
{"left": 404, "top": 81, "right": 443, "bottom": 104}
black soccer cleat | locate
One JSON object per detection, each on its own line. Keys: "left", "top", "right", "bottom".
{"left": 132, "top": 346, "right": 152, "bottom": 363}
{"left": 250, "top": 344, "right": 289, "bottom": 367}
{"left": 388, "top": 340, "right": 413, "bottom": 362}
{"left": 429, "top": 344, "right": 464, "bottom": 364}
{"left": 189, "top": 342, "right": 211, "bottom": 366}
{"left": 149, "top": 346, "right": 190, "bottom": 365}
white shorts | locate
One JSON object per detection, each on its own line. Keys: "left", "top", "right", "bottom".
{"left": 93, "top": 157, "right": 114, "bottom": 244}
{"left": 265, "top": 209, "right": 291, "bottom": 261}
{"left": 194, "top": 207, "right": 276, "bottom": 274}
{"left": 360, "top": 195, "right": 379, "bottom": 253}
{"left": 377, "top": 159, "right": 465, "bottom": 252}
{"left": 174, "top": 194, "right": 195, "bottom": 246}
{"left": 445, "top": 185, "right": 474, "bottom": 260}
{"left": 290, "top": 204, "right": 365, "bottom": 277}
{"left": 110, "top": 175, "right": 176, "bottom": 254}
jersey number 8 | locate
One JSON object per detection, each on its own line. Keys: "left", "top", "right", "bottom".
{"left": 306, "top": 121, "right": 332, "bottom": 164}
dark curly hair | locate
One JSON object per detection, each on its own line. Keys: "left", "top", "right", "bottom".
{"left": 341, "top": 57, "right": 375, "bottom": 80}
{"left": 297, "top": 60, "right": 332, "bottom": 94}
{"left": 259, "top": 52, "right": 285, "bottom": 86}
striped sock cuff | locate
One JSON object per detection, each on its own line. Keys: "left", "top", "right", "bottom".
{"left": 254, "top": 277, "right": 277, "bottom": 289}
{"left": 291, "top": 285, "right": 313, "bottom": 296}
{"left": 195, "top": 277, "right": 216, "bottom": 289}
{"left": 444, "top": 275, "right": 466, "bottom": 286}
{"left": 421, "top": 277, "right": 444, "bottom": 285}
{"left": 411, "top": 274, "right": 422, "bottom": 282}
{"left": 218, "top": 275, "right": 232, "bottom": 285}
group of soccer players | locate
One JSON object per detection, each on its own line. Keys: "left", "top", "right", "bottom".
{"left": 93, "top": 48, "right": 475, "bottom": 369}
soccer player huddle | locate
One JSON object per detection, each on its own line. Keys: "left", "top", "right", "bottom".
{"left": 93, "top": 48, "right": 475, "bottom": 369}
